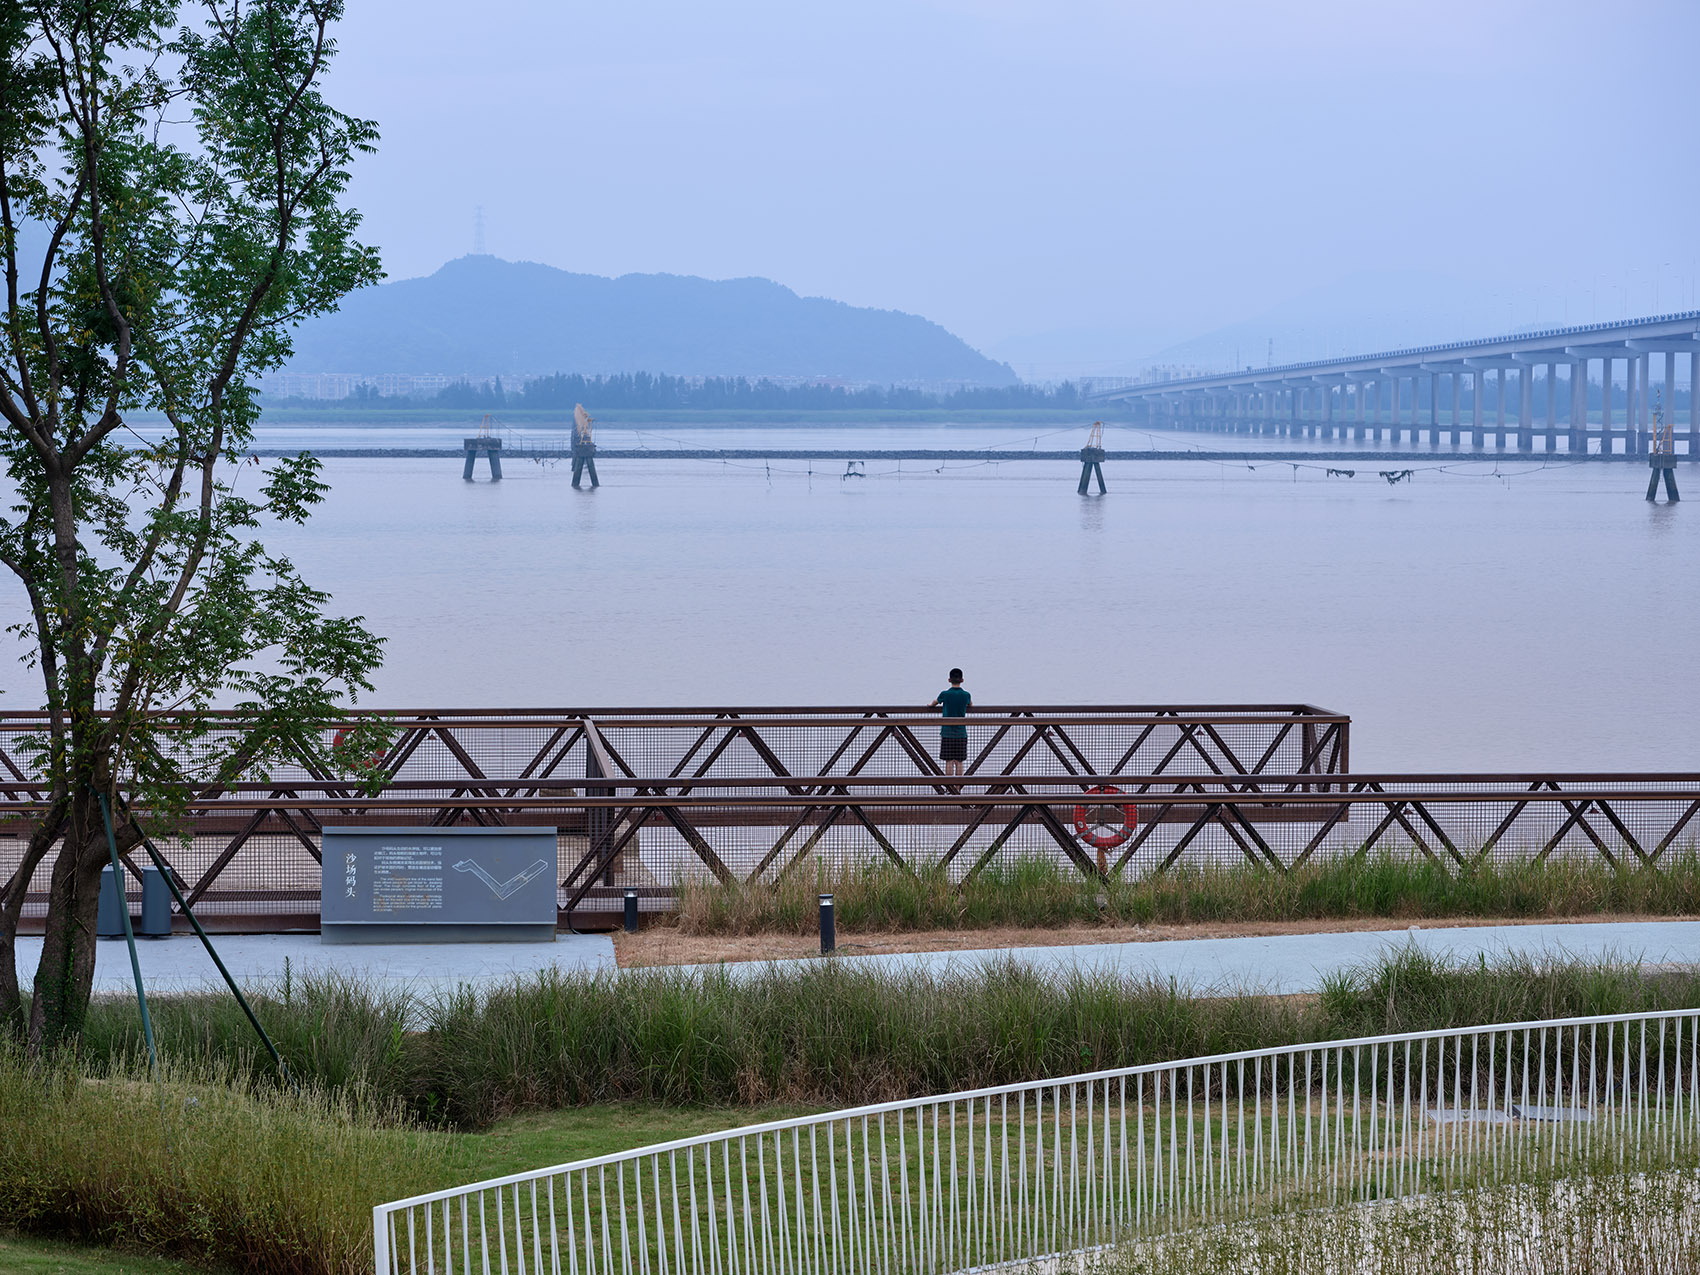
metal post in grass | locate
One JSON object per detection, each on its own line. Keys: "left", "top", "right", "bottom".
{"left": 117, "top": 794, "right": 295, "bottom": 1090}
{"left": 96, "top": 791, "right": 157, "bottom": 1077}
{"left": 819, "top": 893, "right": 835, "bottom": 954}
{"left": 624, "top": 888, "right": 639, "bottom": 933}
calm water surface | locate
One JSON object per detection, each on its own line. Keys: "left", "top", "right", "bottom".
{"left": 2, "top": 425, "right": 1693, "bottom": 771}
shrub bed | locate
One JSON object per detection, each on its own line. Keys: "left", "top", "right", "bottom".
{"left": 0, "top": 1050, "right": 459, "bottom": 1275}
{"left": 672, "top": 853, "right": 1700, "bottom": 934}
{"left": 78, "top": 949, "right": 1700, "bottom": 1128}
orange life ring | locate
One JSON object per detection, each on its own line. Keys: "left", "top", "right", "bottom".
{"left": 331, "top": 727, "right": 386, "bottom": 771}
{"left": 1073, "top": 784, "right": 1137, "bottom": 850}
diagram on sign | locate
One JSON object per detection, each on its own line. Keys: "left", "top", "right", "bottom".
{"left": 453, "top": 858, "right": 551, "bottom": 901}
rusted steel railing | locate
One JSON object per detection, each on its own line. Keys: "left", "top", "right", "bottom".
{"left": 3, "top": 706, "right": 1698, "bottom": 929}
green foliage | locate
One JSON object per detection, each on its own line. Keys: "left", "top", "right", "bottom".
{"left": 673, "top": 852, "right": 1700, "bottom": 934}
{"left": 430, "top": 371, "right": 1090, "bottom": 412}
{"left": 0, "top": 1229, "right": 217, "bottom": 1275}
{"left": 76, "top": 951, "right": 1700, "bottom": 1130}
{"left": 0, "top": 1044, "right": 460, "bottom": 1275}
{"left": 0, "top": 0, "right": 387, "bottom": 1043}
{"left": 0, "top": 0, "right": 385, "bottom": 791}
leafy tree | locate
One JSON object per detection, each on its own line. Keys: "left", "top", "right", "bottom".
{"left": 0, "top": 0, "right": 385, "bottom": 1047}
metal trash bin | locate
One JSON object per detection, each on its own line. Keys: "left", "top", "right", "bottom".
{"left": 96, "top": 865, "right": 126, "bottom": 938}
{"left": 139, "top": 867, "right": 171, "bottom": 938}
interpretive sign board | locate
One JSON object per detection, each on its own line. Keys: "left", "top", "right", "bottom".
{"left": 320, "top": 827, "right": 557, "bottom": 944}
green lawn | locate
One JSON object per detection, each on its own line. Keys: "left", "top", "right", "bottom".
{"left": 0, "top": 1232, "right": 215, "bottom": 1275}
{"left": 1, "top": 1102, "right": 816, "bottom": 1275}
{"left": 461, "top": 1101, "right": 826, "bottom": 1183}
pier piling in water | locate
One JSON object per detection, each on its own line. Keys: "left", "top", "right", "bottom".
{"left": 462, "top": 436, "right": 502, "bottom": 481}
{"left": 572, "top": 402, "right": 600, "bottom": 488}
{"left": 1078, "top": 421, "right": 1107, "bottom": 494}
{"left": 1647, "top": 401, "right": 1680, "bottom": 502}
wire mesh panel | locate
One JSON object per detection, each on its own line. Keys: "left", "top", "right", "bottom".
{"left": 0, "top": 706, "right": 1348, "bottom": 925}
{"left": 5, "top": 779, "right": 1700, "bottom": 927}
{"left": 5, "top": 708, "right": 1700, "bottom": 929}
{"left": 374, "top": 1008, "right": 1700, "bottom": 1275}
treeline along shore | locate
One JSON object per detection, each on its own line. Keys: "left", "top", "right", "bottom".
{"left": 256, "top": 371, "right": 1127, "bottom": 424}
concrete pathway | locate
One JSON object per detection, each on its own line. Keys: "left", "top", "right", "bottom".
{"left": 13, "top": 930, "right": 618, "bottom": 995}
{"left": 688, "top": 920, "right": 1700, "bottom": 995}
{"left": 16, "top": 919, "right": 1700, "bottom": 999}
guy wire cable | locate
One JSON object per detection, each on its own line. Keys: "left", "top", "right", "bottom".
{"left": 116, "top": 791, "right": 297, "bottom": 1091}
{"left": 97, "top": 788, "right": 175, "bottom": 1158}
{"left": 97, "top": 790, "right": 158, "bottom": 1079}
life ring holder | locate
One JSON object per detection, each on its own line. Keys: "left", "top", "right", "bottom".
{"left": 331, "top": 726, "right": 387, "bottom": 773}
{"left": 1072, "top": 784, "right": 1137, "bottom": 850}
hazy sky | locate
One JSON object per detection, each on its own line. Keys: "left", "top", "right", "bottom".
{"left": 331, "top": 0, "right": 1700, "bottom": 376}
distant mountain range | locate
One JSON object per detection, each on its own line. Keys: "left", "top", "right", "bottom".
{"left": 281, "top": 255, "right": 1017, "bottom": 386}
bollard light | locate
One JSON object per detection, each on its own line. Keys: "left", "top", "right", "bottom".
{"left": 623, "top": 889, "right": 639, "bottom": 934}
{"left": 819, "top": 893, "right": 836, "bottom": 955}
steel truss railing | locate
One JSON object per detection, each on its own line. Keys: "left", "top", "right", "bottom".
{"left": 4, "top": 773, "right": 1700, "bottom": 928}
{"left": 374, "top": 1007, "right": 1700, "bottom": 1275}
{"left": 0, "top": 705, "right": 1351, "bottom": 807}
{"left": 1, "top": 706, "right": 1349, "bottom": 924}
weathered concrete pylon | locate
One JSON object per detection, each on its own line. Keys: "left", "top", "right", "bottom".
{"left": 1077, "top": 421, "right": 1107, "bottom": 494}
{"left": 572, "top": 403, "right": 600, "bottom": 489}
{"left": 463, "top": 416, "right": 503, "bottom": 481}
{"left": 1647, "top": 400, "right": 1680, "bottom": 503}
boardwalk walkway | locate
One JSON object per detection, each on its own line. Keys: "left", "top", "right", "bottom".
{"left": 33, "top": 917, "right": 1700, "bottom": 997}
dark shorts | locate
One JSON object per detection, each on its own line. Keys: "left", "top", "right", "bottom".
{"left": 939, "top": 737, "right": 967, "bottom": 762}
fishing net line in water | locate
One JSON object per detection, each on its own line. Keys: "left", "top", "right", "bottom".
{"left": 638, "top": 453, "right": 1601, "bottom": 490}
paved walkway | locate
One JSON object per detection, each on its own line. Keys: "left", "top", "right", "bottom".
{"left": 14, "top": 931, "right": 618, "bottom": 995}
{"left": 16, "top": 919, "right": 1700, "bottom": 998}
{"left": 693, "top": 921, "right": 1700, "bottom": 995}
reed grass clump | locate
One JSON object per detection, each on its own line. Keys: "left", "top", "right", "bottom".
{"left": 75, "top": 949, "right": 1700, "bottom": 1130}
{"left": 0, "top": 1045, "right": 461, "bottom": 1275}
{"left": 672, "top": 852, "right": 1700, "bottom": 935}
{"left": 77, "top": 964, "right": 421, "bottom": 1098}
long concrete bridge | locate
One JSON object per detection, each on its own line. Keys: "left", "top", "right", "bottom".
{"left": 1091, "top": 310, "right": 1700, "bottom": 456}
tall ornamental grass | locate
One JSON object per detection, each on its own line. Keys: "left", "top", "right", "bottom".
{"left": 78, "top": 950, "right": 1700, "bottom": 1129}
{"left": 673, "top": 852, "right": 1700, "bottom": 934}
{"left": 0, "top": 1046, "right": 461, "bottom": 1275}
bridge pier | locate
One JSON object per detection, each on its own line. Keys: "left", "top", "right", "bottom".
{"left": 1604, "top": 357, "right": 1616, "bottom": 455}
{"left": 1691, "top": 348, "right": 1699, "bottom": 457}
{"left": 1492, "top": 370, "right": 1505, "bottom": 449}
{"left": 1471, "top": 370, "right": 1484, "bottom": 449}
{"left": 1428, "top": 372, "right": 1440, "bottom": 448}
{"left": 1635, "top": 354, "right": 1649, "bottom": 455}
{"left": 1628, "top": 357, "right": 1639, "bottom": 455}
{"left": 1666, "top": 350, "right": 1678, "bottom": 454}
{"left": 1518, "top": 365, "right": 1533, "bottom": 451}
{"left": 1570, "top": 361, "right": 1586, "bottom": 454}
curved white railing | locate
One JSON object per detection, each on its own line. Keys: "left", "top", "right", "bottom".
{"left": 375, "top": 1008, "right": 1700, "bottom": 1275}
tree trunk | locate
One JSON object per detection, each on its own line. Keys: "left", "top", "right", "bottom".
{"left": 27, "top": 794, "right": 137, "bottom": 1050}
{"left": 0, "top": 803, "right": 67, "bottom": 1036}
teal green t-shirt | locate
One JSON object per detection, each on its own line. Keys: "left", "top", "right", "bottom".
{"left": 937, "top": 686, "right": 971, "bottom": 739}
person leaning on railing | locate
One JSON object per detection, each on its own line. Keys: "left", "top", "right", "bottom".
{"left": 929, "top": 668, "right": 972, "bottom": 778}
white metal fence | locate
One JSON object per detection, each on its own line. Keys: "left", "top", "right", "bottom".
{"left": 374, "top": 1008, "right": 1700, "bottom": 1275}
